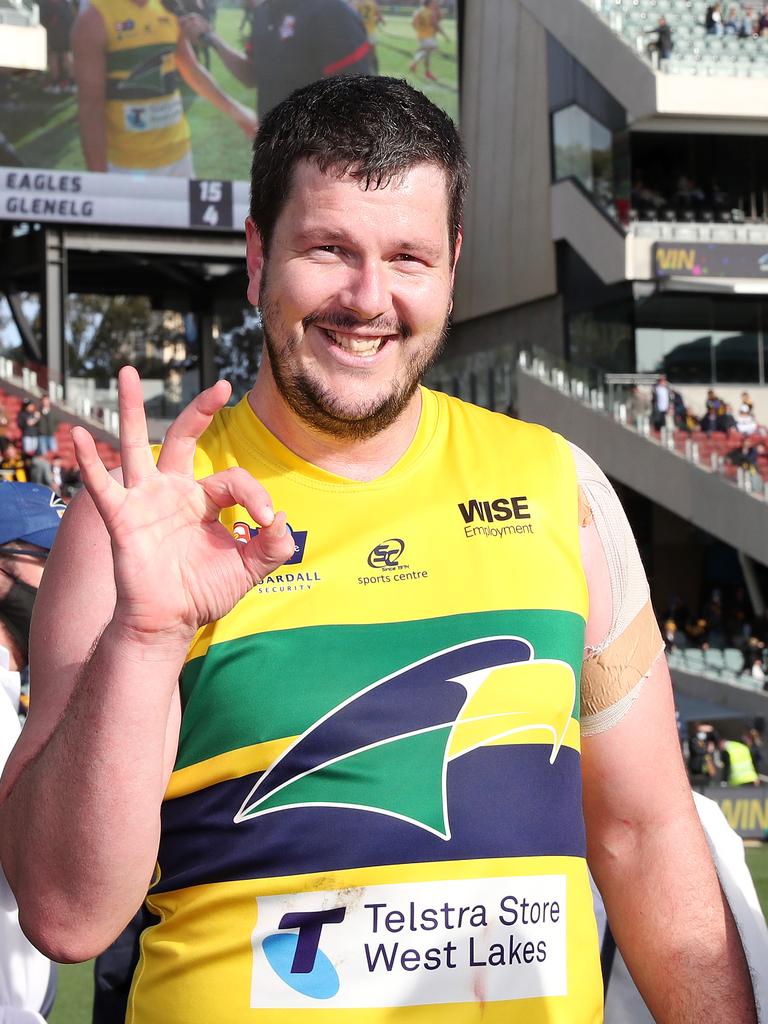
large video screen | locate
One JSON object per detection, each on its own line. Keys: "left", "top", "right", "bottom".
{"left": 0, "top": 0, "right": 459, "bottom": 232}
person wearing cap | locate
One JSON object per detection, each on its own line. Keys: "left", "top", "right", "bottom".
{"left": 0, "top": 483, "right": 63, "bottom": 1023}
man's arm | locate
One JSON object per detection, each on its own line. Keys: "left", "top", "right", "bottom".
{"left": 178, "top": 18, "right": 258, "bottom": 89}
{"left": 72, "top": 7, "right": 109, "bottom": 172}
{"left": 0, "top": 370, "right": 294, "bottom": 962}
{"left": 582, "top": 664, "right": 755, "bottom": 1021}
{"left": 576, "top": 457, "right": 756, "bottom": 1021}
{"left": 175, "top": 35, "right": 257, "bottom": 137}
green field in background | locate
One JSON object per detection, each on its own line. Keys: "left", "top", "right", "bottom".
{"left": 46, "top": 845, "right": 768, "bottom": 1024}
{"left": 8, "top": 10, "right": 457, "bottom": 177}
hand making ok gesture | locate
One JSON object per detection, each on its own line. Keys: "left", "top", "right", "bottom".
{"left": 71, "top": 366, "right": 295, "bottom": 646}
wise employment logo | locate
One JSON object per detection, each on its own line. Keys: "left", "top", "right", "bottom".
{"left": 261, "top": 908, "right": 346, "bottom": 999}
{"left": 234, "top": 637, "right": 575, "bottom": 840}
{"left": 233, "top": 521, "right": 308, "bottom": 565}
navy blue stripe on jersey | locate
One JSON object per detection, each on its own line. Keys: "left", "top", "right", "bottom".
{"left": 153, "top": 745, "right": 586, "bottom": 894}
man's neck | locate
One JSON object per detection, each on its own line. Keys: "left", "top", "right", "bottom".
{"left": 248, "top": 368, "right": 423, "bottom": 482}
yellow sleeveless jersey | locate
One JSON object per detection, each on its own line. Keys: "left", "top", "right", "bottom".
{"left": 90, "top": 0, "right": 190, "bottom": 169}
{"left": 129, "top": 389, "right": 603, "bottom": 1024}
{"left": 413, "top": 7, "right": 436, "bottom": 40}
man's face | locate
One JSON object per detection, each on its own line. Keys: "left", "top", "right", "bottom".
{"left": 246, "top": 160, "right": 459, "bottom": 440}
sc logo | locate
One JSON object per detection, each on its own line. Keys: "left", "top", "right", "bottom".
{"left": 367, "top": 538, "right": 405, "bottom": 570}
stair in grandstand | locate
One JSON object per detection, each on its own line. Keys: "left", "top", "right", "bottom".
{"left": 583, "top": 0, "right": 768, "bottom": 78}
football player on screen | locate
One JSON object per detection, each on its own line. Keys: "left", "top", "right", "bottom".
{"left": 72, "top": 0, "right": 256, "bottom": 175}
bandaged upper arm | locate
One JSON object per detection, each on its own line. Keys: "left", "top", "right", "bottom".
{"left": 570, "top": 443, "right": 665, "bottom": 737}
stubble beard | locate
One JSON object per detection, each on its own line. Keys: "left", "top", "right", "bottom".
{"left": 259, "top": 278, "right": 450, "bottom": 442}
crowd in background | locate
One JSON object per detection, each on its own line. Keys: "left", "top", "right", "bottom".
{"left": 632, "top": 377, "right": 768, "bottom": 476}
{"left": 663, "top": 587, "right": 768, "bottom": 681}
{"left": 0, "top": 398, "right": 81, "bottom": 496}
{"left": 705, "top": 1, "right": 768, "bottom": 36}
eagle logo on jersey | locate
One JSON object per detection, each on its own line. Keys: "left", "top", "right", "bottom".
{"left": 234, "top": 637, "right": 575, "bottom": 840}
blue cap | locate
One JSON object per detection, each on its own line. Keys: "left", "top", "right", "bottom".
{"left": 0, "top": 483, "right": 66, "bottom": 551}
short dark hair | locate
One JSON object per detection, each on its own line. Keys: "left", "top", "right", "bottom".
{"left": 249, "top": 75, "right": 468, "bottom": 262}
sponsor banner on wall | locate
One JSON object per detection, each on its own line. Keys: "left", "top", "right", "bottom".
{"left": 654, "top": 241, "right": 768, "bottom": 279}
{"left": 701, "top": 784, "right": 768, "bottom": 839}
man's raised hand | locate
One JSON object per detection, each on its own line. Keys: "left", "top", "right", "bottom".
{"left": 71, "top": 366, "right": 295, "bottom": 646}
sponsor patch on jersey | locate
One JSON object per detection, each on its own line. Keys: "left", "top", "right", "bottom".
{"left": 123, "top": 95, "right": 183, "bottom": 133}
{"left": 358, "top": 537, "right": 429, "bottom": 587}
{"left": 114, "top": 18, "right": 135, "bottom": 30}
{"left": 250, "top": 875, "right": 567, "bottom": 1008}
{"left": 233, "top": 521, "right": 307, "bottom": 565}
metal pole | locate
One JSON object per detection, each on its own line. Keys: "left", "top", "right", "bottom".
{"left": 41, "top": 227, "right": 67, "bottom": 396}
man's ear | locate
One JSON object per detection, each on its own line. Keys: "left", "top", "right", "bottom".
{"left": 245, "top": 217, "right": 265, "bottom": 306}
{"left": 450, "top": 226, "right": 463, "bottom": 286}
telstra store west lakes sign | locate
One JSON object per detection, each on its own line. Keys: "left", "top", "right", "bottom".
{"left": 654, "top": 242, "right": 768, "bottom": 279}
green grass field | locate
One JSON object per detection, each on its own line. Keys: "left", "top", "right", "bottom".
{"left": 44, "top": 845, "right": 768, "bottom": 1023}
{"left": 7, "top": 9, "right": 457, "bottom": 177}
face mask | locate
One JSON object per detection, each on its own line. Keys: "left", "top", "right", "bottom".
{"left": 0, "top": 578, "right": 38, "bottom": 661}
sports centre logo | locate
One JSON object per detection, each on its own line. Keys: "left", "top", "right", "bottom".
{"left": 367, "top": 537, "right": 405, "bottom": 569}
{"left": 235, "top": 637, "right": 575, "bottom": 840}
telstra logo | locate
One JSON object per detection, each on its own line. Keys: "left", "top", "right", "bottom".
{"left": 262, "top": 908, "right": 346, "bottom": 998}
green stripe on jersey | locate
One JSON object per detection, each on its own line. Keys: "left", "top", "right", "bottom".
{"left": 176, "top": 609, "right": 585, "bottom": 772}
{"left": 106, "top": 43, "right": 175, "bottom": 74}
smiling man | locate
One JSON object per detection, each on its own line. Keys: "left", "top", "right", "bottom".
{"left": 0, "top": 77, "right": 758, "bottom": 1023}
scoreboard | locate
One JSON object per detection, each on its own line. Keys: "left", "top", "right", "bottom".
{"left": 1, "top": 168, "right": 247, "bottom": 231}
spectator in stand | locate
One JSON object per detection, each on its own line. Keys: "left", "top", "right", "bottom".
{"left": 736, "top": 398, "right": 758, "bottom": 435}
{"left": 663, "top": 616, "right": 682, "bottom": 650}
{"left": 28, "top": 453, "right": 53, "bottom": 489}
{"left": 16, "top": 402, "right": 39, "bottom": 461}
{"left": 50, "top": 456, "right": 63, "bottom": 497}
{"left": 37, "top": 396, "right": 58, "bottom": 456}
{"left": 647, "top": 16, "right": 674, "bottom": 62}
{"left": 701, "top": 389, "right": 725, "bottom": 433}
{"left": 687, "top": 615, "right": 710, "bottom": 649}
{"left": 724, "top": 4, "right": 742, "bottom": 33}
{"left": 727, "top": 439, "right": 766, "bottom": 473}
{"left": 688, "top": 722, "right": 717, "bottom": 782}
{"left": 0, "top": 403, "right": 8, "bottom": 442}
{"left": 716, "top": 403, "right": 738, "bottom": 433}
{"left": 671, "top": 388, "right": 691, "bottom": 431}
{"left": 760, "top": 2, "right": 768, "bottom": 34}
{"left": 749, "top": 654, "right": 767, "bottom": 685}
{"left": 740, "top": 5, "right": 757, "bottom": 35}
{"left": 0, "top": 443, "right": 26, "bottom": 484}
{"left": 651, "top": 373, "right": 671, "bottom": 430}
{"left": 628, "top": 384, "right": 651, "bottom": 424}
{"left": 706, "top": 2, "right": 725, "bottom": 35}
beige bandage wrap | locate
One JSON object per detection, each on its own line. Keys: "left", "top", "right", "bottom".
{"left": 570, "top": 443, "right": 665, "bottom": 737}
